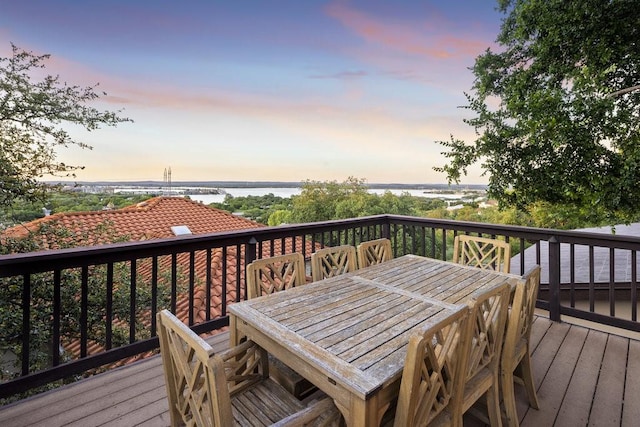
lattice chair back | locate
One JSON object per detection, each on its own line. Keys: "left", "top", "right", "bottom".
{"left": 447, "top": 281, "right": 511, "bottom": 426}
{"left": 394, "top": 305, "right": 471, "bottom": 427}
{"left": 453, "top": 235, "right": 512, "bottom": 273}
{"left": 357, "top": 238, "right": 392, "bottom": 268}
{"left": 246, "top": 252, "right": 306, "bottom": 299}
{"left": 311, "top": 245, "right": 358, "bottom": 281}
{"left": 464, "top": 282, "right": 510, "bottom": 383}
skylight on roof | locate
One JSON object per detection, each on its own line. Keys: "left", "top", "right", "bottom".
{"left": 171, "top": 225, "right": 192, "bottom": 236}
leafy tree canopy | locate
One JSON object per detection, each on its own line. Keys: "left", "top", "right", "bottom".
{"left": 289, "top": 177, "right": 419, "bottom": 223}
{"left": 436, "top": 0, "right": 640, "bottom": 225}
{"left": 0, "top": 190, "right": 153, "bottom": 226}
{"left": 0, "top": 44, "right": 131, "bottom": 208}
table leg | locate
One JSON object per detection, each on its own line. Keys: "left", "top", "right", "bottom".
{"left": 349, "top": 397, "right": 380, "bottom": 427}
{"left": 229, "top": 314, "right": 240, "bottom": 346}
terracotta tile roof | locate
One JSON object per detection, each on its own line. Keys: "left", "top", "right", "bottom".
{"left": 1, "top": 196, "right": 315, "bottom": 367}
{"left": 2, "top": 196, "right": 264, "bottom": 242}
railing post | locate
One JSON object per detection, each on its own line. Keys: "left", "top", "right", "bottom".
{"left": 381, "top": 222, "right": 393, "bottom": 256}
{"left": 382, "top": 222, "right": 390, "bottom": 240}
{"left": 21, "top": 274, "right": 31, "bottom": 376}
{"left": 548, "top": 236, "right": 561, "bottom": 322}
{"left": 243, "top": 238, "right": 259, "bottom": 303}
{"left": 246, "top": 237, "right": 258, "bottom": 266}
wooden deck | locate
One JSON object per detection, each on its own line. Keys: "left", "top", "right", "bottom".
{"left": 1, "top": 315, "right": 639, "bottom": 426}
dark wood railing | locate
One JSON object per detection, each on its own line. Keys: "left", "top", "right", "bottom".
{"left": 1, "top": 214, "right": 639, "bottom": 399}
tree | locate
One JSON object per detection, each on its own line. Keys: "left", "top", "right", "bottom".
{"left": 268, "top": 209, "right": 293, "bottom": 226}
{"left": 288, "top": 177, "right": 420, "bottom": 223}
{"left": 0, "top": 44, "right": 131, "bottom": 208}
{"left": 436, "top": 0, "right": 640, "bottom": 224}
{"left": 0, "top": 190, "right": 152, "bottom": 226}
{"left": 289, "top": 178, "right": 369, "bottom": 223}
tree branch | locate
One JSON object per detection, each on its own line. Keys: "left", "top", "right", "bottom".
{"left": 607, "top": 84, "right": 640, "bottom": 98}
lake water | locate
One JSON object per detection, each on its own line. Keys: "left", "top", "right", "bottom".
{"left": 188, "top": 187, "right": 475, "bottom": 204}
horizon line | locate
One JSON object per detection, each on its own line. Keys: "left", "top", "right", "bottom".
{"left": 48, "top": 180, "right": 488, "bottom": 188}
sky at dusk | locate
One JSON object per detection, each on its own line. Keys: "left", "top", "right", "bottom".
{"left": 0, "top": 1, "right": 504, "bottom": 185}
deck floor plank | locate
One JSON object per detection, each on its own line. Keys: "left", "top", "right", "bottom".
{"left": 622, "top": 339, "right": 640, "bottom": 427}
{"left": 61, "top": 379, "right": 166, "bottom": 427}
{"left": 589, "top": 334, "right": 628, "bottom": 426}
{"left": 67, "top": 384, "right": 167, "bottom": 427}
{"left": 529, "top": 315, "right": 553, "bottom": 351}
{"left": 553, "top": 329, "right": 607, "bottom": 426}
{"left": 135, "top": 411, "right": 172, "bottom": 427}
{"left": 529, "top": 320, "right": 571, "bottom": 391}
{"left": 2, "top": 319, "right": 640, "bottom": 427}
{"left": 98, "top": 396, "right": 171, "bottom": 427}
{"left": 0, "top": 361, "right": 162, "bottom": 426}
{"left": 520, "top": 323, "right": 587, "bottom": 426}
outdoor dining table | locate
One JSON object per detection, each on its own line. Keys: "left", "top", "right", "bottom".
{"left": 228, "top": 254, "right": 520, "bottom": 427}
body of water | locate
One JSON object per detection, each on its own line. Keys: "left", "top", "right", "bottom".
{"left": 189, "top": 187, "right": 300, "bottom": 204}
{"left": 188, "top": 187, "right": 479, "bottom": 204}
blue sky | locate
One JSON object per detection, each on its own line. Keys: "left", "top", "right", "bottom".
{"left": 0, "top": 1, "right": 503, "bottom": 184}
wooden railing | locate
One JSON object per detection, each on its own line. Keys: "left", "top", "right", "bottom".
{"left": 1, "top": 214, "right": 639, "bottom": 399}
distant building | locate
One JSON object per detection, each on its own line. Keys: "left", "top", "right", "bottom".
{"left": 446, "top": 204, "right": 465, "bottom": 211}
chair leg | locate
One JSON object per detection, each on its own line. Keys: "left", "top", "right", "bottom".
{"left": 519, "top": 352, "right": 540, "bottom": 409}
{"left": 500, "top": 368, "right": 519, "bottom": 427}
{"left": 486, "top": 380, "right": 503, "bottom": 427}
{"left": 450, "top": 394, "right": 465, "bottom": 427}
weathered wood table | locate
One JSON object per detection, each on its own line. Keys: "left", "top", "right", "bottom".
{"left": 229, "top": 254, "right": 519, "bottom": 426}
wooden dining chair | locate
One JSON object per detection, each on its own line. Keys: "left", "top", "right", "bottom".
{"left": 246, "top": 252, "right": 316, "bottom": 399}
{"left": 357, "top": 238, "right": 392, "bottom": 268}
{"left": 157, "top": 309, "right": 341, "bottom": 427}
{"left": 501, "top": 265, "right": 541, "bottom": 426}
{"left": 246, "top": 252, "right": 307, "bottom": 299}
{"left": 311, "top": 245, "right": 357, "bottom": 281}
{"left": 452, "top": 235, "right": 512, "bottom": 273}
{"left": 392, "top": 305, "right": 471, "bottom": 427}
{"left": 451, "top": 282, "right": 511, "bottom": 427}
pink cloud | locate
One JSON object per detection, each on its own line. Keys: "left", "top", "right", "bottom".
{"left": 325, "top": 1, "right": 491, "bottom": 60}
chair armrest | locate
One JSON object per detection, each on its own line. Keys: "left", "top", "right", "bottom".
{"left": 218, "top": 338, "right": 255, "bottom": 360}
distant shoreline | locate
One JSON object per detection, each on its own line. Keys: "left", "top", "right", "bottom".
{"left": 48, "top": 180, "right": 488, "bottom": 191}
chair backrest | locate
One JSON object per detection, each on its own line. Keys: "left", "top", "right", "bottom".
{"left": 452, "top": 235, "right": 511, "bottom": 273}
{"left": 357, "top": 238, "right": 392, "bottom": 268}
{"left": 503, "top": 265, "right": 541, "bottom": 361}
{"left": 394, "top": 305, "right": 471, "bottom": 427}
{"left": 246, "top": 252, "right": 306, "bottom": 299}
{"left": 156, "top": 309, "right": 229, "bottom": 426}
{"left": 157, "top": 309, "right": 267, "bottom": 427}
{"left": 457, "top": 282, "right": 511, "bottom": 397}
{"left": 311, "top": 245, "right": 357, "bottom": 281}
